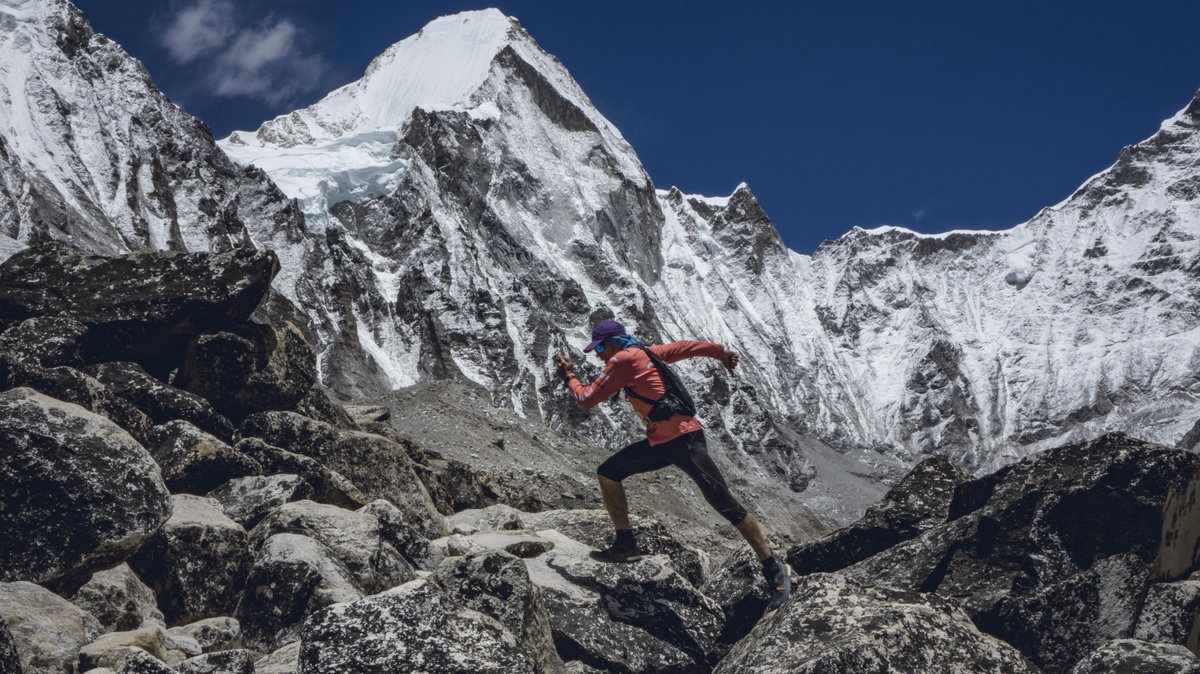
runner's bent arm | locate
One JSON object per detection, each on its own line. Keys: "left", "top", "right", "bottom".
{"left": 565, "top": 357, "right": 633, "bottom": 409}
{"left": 652, "top": 340, "right": 726, "bottom": 363}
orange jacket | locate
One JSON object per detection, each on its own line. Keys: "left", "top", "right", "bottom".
{"left": 566, "top": 340, "right": 725, "bottom": 445}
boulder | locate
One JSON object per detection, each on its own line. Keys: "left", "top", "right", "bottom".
{"left": 0, "top": 243, "right": 278, "bottom": 373}
{"left": 446, "top": 504, "right": 526, "bottom": 535}
{"left": 253, "top": 641, "right": 299, "bottom": 674}
{"left": 293, "top": 385, "right": 358, "bottom": 430}
{"left": 176, "top": 322, "right": 316, "bottom": 421}
{"left": 0, "top": 581, "right": 102, "bottom": 674}
{"left": 236, "top": 533, "right": 361, "bottom": 653}
{"left": 232, "top": 438, "right": 367, "bottom": 509}
{"left": 714, "top": 573, "right": 1039, "bottom": 673}
{"left": 787, "top": 454, "right": 967, "bottom": 574}
{"left": 521, "top": 509, "right": 708, "bottom": 587}
{"left": 0, "top": 316, "right": 87, "bottom": 367}
{"left": 176, "top": 649, "right": 255, "bottom": 674}
{"left": 241, "top": 411, "right": 444, "bottom": 538}
{"left": 128, "top": 495, "right": 250, "bottom": 625}
{"left": 6, "top": 363, "right": 156, "bottom": 448}
{"left": 209, "top": 474, "right": 314, "bottom": 528}
{"left": 70, "top": 564, "right": 163, "bottom": 633}
{"left": 149, "top": 421, "right": 261, "bottom": 495}
{"left": 165, "top": 617, "right": 240, "bottom": 654}
{"left": 430, "top": 550, "right": 565, "bottom": 674}
{"left": 0, "top": 388, "right": 171, "bottom": 587}
{"left": 83, "top": 361, "right": 235, "bottom": 441}
{"left": 1070, "top": 639, "right": 1200, "bottom": 673}
{"left": 248, "top": 500, "right": 413, "bottom": 594}
{"left": 298, "top": 579, "right": 537, "bottom": 674}
{"left": 358, "top": 499, "right": 440, "bottom": 570}
{"left": 78, "top": 624, "right": 167, "bottom": 670}
{"left": 699, "top": 547, "right": 771, "bottom": 654}
{"left": 88, "top": 647, "right": 175, "bottom": 673}
{"left": 0, "top": 617, "right": 18, "bottom": 674}
{"left": 842, "top": 433, "right": 1200, "bottom": 673}
{"left": 1134, "top": 580, "right": 1200, "bottom": 648}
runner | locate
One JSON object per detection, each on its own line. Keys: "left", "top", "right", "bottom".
{"left": 554, "top": 319, "right": 792, "bottom": 609}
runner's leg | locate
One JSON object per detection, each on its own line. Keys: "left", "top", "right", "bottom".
{"left": 596, "top": 439, "right": 672, "bottom": 531}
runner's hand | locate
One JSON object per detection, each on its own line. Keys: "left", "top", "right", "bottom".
{"left": 721, "top": 349, "right": 739, "bottom": 373}
{"left": 553, "top": 353, "right": 575, "bottom": 380}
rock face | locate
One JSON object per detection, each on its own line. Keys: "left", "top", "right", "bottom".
{"left": 0, "top": 243, "right": 278, "bottom": 373}
{"left": 70, "top": 564, "right": 162, "bottom": 633}
{"left": 0, "top": 316, "right": 87, "bottom": 367}
{"left": 176, "top": 322, "right": 317, "bottom": 422}
{"left": 700, "top": 548, "right": 771, "bottom": 655}
{"left": 713, "top": 573, "right": 1039, "bottom": 674}
{"left": 0, "top": 581, "right": 103, "bottom": 674}
{"left": 128, "top": 495, "right": 250, "bottom": 626}
{"left": 837, "top": 434, "right": 1200, "bottom": 672}
{"left": 788, "top": 454, "right": 968, "bottom": 574}
{"left": 298, "top": 579, "right": 538, "bottom": 674}
{"left": 1069, "top": 639, "right": 1200, "bottom": 674}
{"left": 1133, "top": 580, "right": 1200, "bottom": 649}
{"left": 208, "top": 474, "right": 314, "bottom": 528}
{"left": 0, "top": 388, "right": 171, "bottom": 586}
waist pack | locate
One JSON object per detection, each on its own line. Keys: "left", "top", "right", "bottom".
{"left": 623, "top": 345, "right": 697, "bottom": 422}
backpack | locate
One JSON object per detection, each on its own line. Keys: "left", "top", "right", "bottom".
{"left": 622, "top": 344, "right": 697, "bottom": 422}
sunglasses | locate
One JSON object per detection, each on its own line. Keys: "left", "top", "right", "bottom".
{"left": 595, "top": 341, "right": 607, "bottom": 354}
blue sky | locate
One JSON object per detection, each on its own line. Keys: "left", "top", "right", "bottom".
{"left": 74, "top": 1, "right": 1200, "bottom": 253}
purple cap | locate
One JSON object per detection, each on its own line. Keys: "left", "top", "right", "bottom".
{"left": 584, "top": 319, "right": 625, "bottom": 352}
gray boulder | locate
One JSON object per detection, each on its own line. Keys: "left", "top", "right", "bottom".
{"left": 5, "top": 363, "right": 156, "bottom": 448}
{"left": 700, "top": 547, "right": 771, "bottom": 655}
{"left": 0, "top": 581, "right": 102, "bottom": 674}
{"left": 713, "top": 573, "right": 1039, "bottom": 674}
{"left": 1070, "top": 639, "right": 1200, "bottom": 673}
{"left": 90, "top": 647, "right": 175, "bottom": 673}
{"left": 83, "top": 361, "right": 235, "bottom": 441}
{"left": 241, "top": 411, "right": 444, "bottom": 538}
{"left": 78, "top": 624, "right": 168, "bottom": 670}
{"left": 0, "top": 316, "right": 87, "bottom": 367}
{"left": 0, "top": 388, "right": 171, "bottom": 587}
{"left": 236, "top": 533, "right": 361, "bottom": 653}
{"left": 0, "top": 617, "right": 18, "bottom": 674}
{"left": 787, "top": 454, "right": 967, "bottom": 574}
{"left": 176, "top": 322, "right": 316, "bottom": 422}
{"left": 1134, "top": 580, "right": 1200, "bottom": 647}
{"left": 149, "top": 421, "right": 261, "bottom": 495}
{"left": 843, "top": 433, "right": 1200, "bottom": 673}
{"left": 70, "top": 564, "right": 162, "bottom": 633}
{"left": 209, "top": 475, "right": 314, "bottom": 528}
{"left": 358, "top": 499, "right": 440, "bottom": 570}
{"left": 253, "top": 641, "right": 299, "bottom": 674}
{"left": 165, "top": 617, "right": 240, "bottom": 654}
{"left": 446, "top": 504, "right": 526, "bottom": 534}
{"left": 430, "top": 550, "right": 565, "bottom": 674}
{"left": 232, "top": 438, "right": 367, "bottom": 509}
{"left": 0, "top": 243, "right": 278, "bottom": 373}
{"left": 249, "top": 500, "right": 413, "bottom": 594}
{"left": 177, "top": 649, "right": 255, "bottom": 674}
{"left": 128, "top": 495, "right": 250, "bottom": 625}
{"left": 298, "top": 579, "right": 537, "bottom": 674}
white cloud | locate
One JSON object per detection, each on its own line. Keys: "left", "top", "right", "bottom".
{"left": 913, "top": 209, "right": 928, "bottom": 222}
{"left": 158, "top": 2, "right": 328, "bottom": 106}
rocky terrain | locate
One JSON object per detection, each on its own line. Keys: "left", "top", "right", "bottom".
{"left": 3, "top": 244, "right": 1200, "bottom": 674}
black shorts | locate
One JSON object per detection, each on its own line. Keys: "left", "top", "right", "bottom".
{"left": 596, "top": 430, "right": 748, "bottom": 526}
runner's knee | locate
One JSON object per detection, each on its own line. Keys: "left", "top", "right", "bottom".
{"left": 719, "top": 503, "right": 748, "bottom": 526}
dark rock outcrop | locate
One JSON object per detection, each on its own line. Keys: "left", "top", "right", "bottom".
{"left": 841, "top": 433, "right": 1200, "bottom": 672}
{"left": 165, "top": 617, "right": 240, "bottom": 654}
{"left": 1133, "top": 580, "right": 1200, "bottom": 649}
{"left": 128, "top": 495, "right": 250, "bottom": 626}
{"left": 176, "top": 648, "right": 255, "bottom": 674}
{"left": 713, "top": 573, "right": 1039, "bottom": 673}
{"left": 6, "top": 362, "right": 156, "bottom": 447}
{"left": 700, "top": 548, "right": 771, "bottom": 655}
{"left": 0, "top": 316, "right": 86, "bottom": 367}
{"left": 83, "top": 361, "right": 235, "bottom": 441}
{"left": 175, "top": 322, "right": 316, "bottom": 422}
{"left": 0, "top": 388, "right": 171, "bottom": 587}
{"left": 787, "top": 454, "right": 967, "bottom": 574}
{"left": 232, "top": 437, "right": 368, "bottom": 509}
{"left": 208, "top": 474, "right": 314, "bottom": 528}
{"left": 298, "top": 579, "right": 538, "bottom": 674}
{"left": 0, "top": 617, "right": 17, "bottom": 674}
{"left": 0, "top": 243, "right": 278, "bottom": 373}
